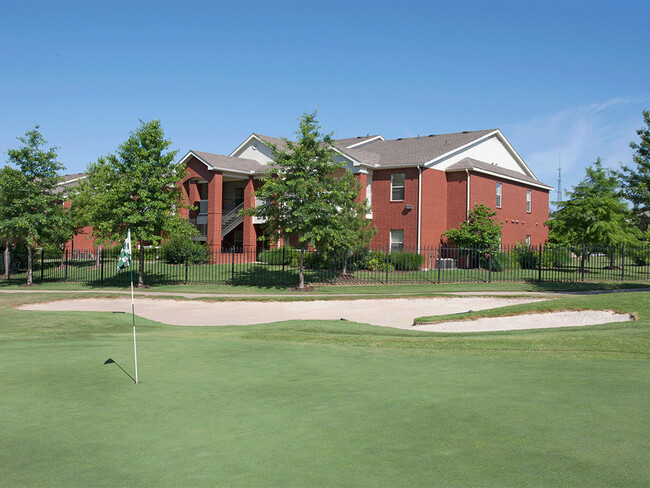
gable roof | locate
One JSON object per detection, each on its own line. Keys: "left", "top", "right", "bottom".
{"left": 181, "top": 150, "right": 267, "bottom": 175}
{"left": 446, "top": 157, "right": 553, "bottom": 190}
{"left": 54, "top": 173, "right": 87, "bottom": 195}
{"left": 342, "top": 130, "right": 496, "bottom": 167}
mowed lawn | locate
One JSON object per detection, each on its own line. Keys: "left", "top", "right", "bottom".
{"left": 1, "top": 292, "right": 649, "bottom": 487}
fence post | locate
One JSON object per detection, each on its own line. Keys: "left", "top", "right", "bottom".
{"left": 581, "top": 244, "right": 586, "bottom": 282}
{"left": 437, "top": 245, "right": 441, "bottom": 284}
{"left": 64, "top": 249, "right": 68, "bottom": 281}
{"left": 231, "top": 247, "right": 235, "bottom": 285}
{"left": 281, "top": 246, "right": 285, "bottom": 287}
{"left": 487, "top": 245, "right": 492, "bottom": 283}
{"left": 185, "top": 249, "right": 189, "bottom": 285}
{"left": 621, "top": 244, "right": 625, "bottom": 281}
{"left": 40, "top": 248, "right": 44, "bottom": 284}
{"left": 100, "top": 248, "right": 104, "bottom": 285}
{"left": 538, "top": 244, "right": 543, "bottom": 282}
{"left": 385, "top": 243, "right": 390, "bottom": 284}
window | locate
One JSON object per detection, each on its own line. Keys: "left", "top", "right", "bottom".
{"left": 525, "top": 235, "right": 531, "bottom": 246}
{"left": 526, "top": 189, "right": 532, "bottom": 213}
{"left": 390, "top": 229, "right": 404, "bottom": 251}
{"left": 366, "top": 174, "right": 372, "bottom": 208}
{"left": 496, "top": 182, "right": 502, "bottom": 208}
{"left": 391, "top": 173, "right": 405, "bottom": 201}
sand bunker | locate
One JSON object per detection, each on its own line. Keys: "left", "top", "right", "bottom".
{"left": 15, "top": 296, "right": 633, "bottom": 331}
{"left": 412, "top": 310, "right": 633, "bottom": 333}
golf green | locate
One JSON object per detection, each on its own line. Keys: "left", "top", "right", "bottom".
{"left": 1, "top": 292, "right": 649, "bottom": 487}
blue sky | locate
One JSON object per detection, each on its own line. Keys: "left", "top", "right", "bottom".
{"left": 1, "top": 0, "right": 649, "bottom": 201}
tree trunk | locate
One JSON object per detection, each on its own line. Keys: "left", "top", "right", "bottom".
{"left": 2, "top": 241, "right": 9, "bottom": 279}
{"left": 138, "top": 241, "right": 145, "bottom": 287}
{"left": 27, "top": 246, "right": 33, "bottom": 286}
{"left": 342, "top": 249, "right": 348, "bottom": 276}
{"left": 96, "top": 245, "right": 102, "bottom": 268}
{"left": 298, "top": 248, "right": 305, "bottom": 289}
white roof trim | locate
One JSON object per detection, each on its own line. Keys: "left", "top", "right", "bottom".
{"left": 179, "top": 150, "right": 212, "bottom": 169}
{"left": 423, "top": 130, "right": 537, "bottom": 179}
{"left": 58, "top": 175, "right": 87, "bottom": 185}
{"left": 447, "top": 166, "right": 553, "bottom": 191}
{"left": 229, "top": 134, "right": 265, "bottom": 157}
{"left": 331, "top": 147, "right": 376, "bottom": 171}
{"left": 345, "top": 135, "right": 385, "bottom": 149}
{"left": 179, "top": 150, "right": 261, "bottom": 176}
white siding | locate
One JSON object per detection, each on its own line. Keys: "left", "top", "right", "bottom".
{"left": 431, "top": 135, "right": 529, "bottom": 176}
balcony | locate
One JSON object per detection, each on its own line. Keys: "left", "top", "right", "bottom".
{"left": 198, "top": 200, "right": 208, "bottom": 215}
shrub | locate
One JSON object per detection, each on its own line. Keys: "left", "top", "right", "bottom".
{"left": 513, "top": 243, "right": 540, "bottom": 269}
{"left": 257, "top": 247, "right": 303, "bottom": 266}
{"left": 480, "top": 251, "right": 508, "bottom": 272}
{"left": 161, "top": 238, "right": 209, "bottom": 264}
{"left": 542, "top": 244, "right": 573, "bottom": 268}
{"left": 366, "top": 251, "right": 394, "bottom": 272}
{"left": 629, "top": 246, "right": 650, "bottom": 265}
{"left": 389, "top": 251, "right": 424, "bottom": 271}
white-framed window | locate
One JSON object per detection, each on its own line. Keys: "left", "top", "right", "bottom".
{"left": 391, "top": 173, "right": 405, "bottom": 201}
{"left": 496, "top": 182, "right": 502, "bottom": 208}
{"left": 525, "top": 235, "right": 531, "bottom": 246}
{"left": 526, "top": 189, "right": 532, "bottom": 213}
{"left": 390, "top": 229, "right": 404, "bottom": 251}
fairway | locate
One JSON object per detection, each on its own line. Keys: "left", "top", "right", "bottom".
{"left": 1, "top": 291, "right": 649, "bottom": 487}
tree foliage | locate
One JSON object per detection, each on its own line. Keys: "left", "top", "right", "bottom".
{"left": 247, "top": 110, "right": 375, "bottom": 287}
{"left": 618, "top": 109, "right": 650, "bottom": 216}
{"left": 3, "top": 127, "right": 69, "bottom": 284}
{"left": 73, "top": 120, "right": 195, "bottom": 286}
{"left": 443, "top": 203, "right": 503, "bottom": 250}
{"left": 547, "top": 159, "right": 640, "bottom": 250}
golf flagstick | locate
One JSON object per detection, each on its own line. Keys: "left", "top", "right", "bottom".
{"left": 117, "top": 228, "right": 139, "bottom": 384}
{"left": 130, "top": 254, "right": 138, "bottom": 384}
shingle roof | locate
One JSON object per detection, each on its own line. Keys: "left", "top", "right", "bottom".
{"left": 446, "top": 157, "right": 552, "bottom": 188}
{"left": 334, "top": 135, "right": 382, "bottom": 149}
{"left": 54, "top": 173, "right": 87, "bottom": 194}
{"left": 342, "top": 130, "right": 496, "bottom": 167}
{"left": 191, "top": 150, "right": 267, "bottom": 174}
{"left": 253, "top": 133, "right": 288, "bottom": 151}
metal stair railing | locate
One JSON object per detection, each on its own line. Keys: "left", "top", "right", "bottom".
{"left": 221, "top": 202, "right": 244, "bottom": 237}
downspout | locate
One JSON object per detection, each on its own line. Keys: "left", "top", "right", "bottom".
{"left": 465, "top": 169, "right": 471, "bottom": 221}
{"left": 417, "top": 166, "right": 422, "bottom": 251}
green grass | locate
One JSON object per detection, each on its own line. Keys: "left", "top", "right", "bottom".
{"left": 1, "top": 291, "right": 649, "bottom": 486}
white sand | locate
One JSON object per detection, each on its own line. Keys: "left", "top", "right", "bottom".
{"left": 15, "top": 296, "right": 633, "bottom": 331}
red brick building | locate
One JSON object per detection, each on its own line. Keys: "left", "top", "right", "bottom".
{"left": 178, "top": 129, "right": 551, "bottom": 253}
{"left": 59, "top": 129, "right": 551, "bottom": 255}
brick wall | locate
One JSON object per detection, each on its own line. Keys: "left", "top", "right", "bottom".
{"left": 369, "top": 167, "right": 420, "bottom": 249}
{"left": 467, "top": 173, "right": 549, "bottom": 246}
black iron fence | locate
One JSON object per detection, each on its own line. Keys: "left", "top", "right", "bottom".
{"left": 1, "top": 243, "right": 650, "bottom": 287}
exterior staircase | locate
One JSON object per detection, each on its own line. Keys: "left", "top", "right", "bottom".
{"left": 221, "top": 202, "right": 244, "bottom": 237}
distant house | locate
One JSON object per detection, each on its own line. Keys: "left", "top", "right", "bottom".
{"left": 178, "top": 129, "right": 552, "bottom": 253}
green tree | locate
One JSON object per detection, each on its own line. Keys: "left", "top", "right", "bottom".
{"left": 618, "top": 109, "right": 650, "bottom": 219}
{"left": 444, "top": 203, "right": 503, "bottom": 249}
{"left": 73, "top": 120, "right": 195, "bottom": 287}
{"left": 4, "top": 127, "right": 68, "bottom": 285}
{"left": 548, "top": 159, "right": 640, "bottom": 265}
{"left": 0, "top": 166, "right": 23, "bottom": 278}
{"left": 247, "top": 110, "right": 375, "bottom": 288}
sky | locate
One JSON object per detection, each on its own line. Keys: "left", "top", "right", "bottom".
{"left": 1, "top": 0, "right": 649, "bottom": 203}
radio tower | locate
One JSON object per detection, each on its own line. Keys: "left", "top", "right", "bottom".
{"left": 556, "top": 155, "right": 563, "bottom": 202}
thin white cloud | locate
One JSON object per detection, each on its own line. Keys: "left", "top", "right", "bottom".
{"left": 503, "top": 96, "right": 650, "bottom": 201}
